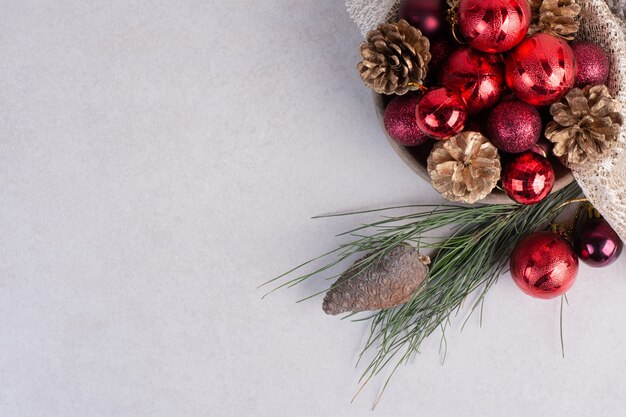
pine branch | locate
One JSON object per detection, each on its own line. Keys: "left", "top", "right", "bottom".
{"left": 264, "top": 182, "right": 582, "bottom": 396}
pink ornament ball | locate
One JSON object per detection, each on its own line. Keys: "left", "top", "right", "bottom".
{"left": 571, "top": 41, "right": 610, "bottom": 87}
{"left": 415, "top": 87, "right": 467, "bottom": 139}
{"left": 487, "top": 100, "right": 541, "bottom": 153}
{"left": 384, "top": 94, "right": 430, "bottom": 146}
{"left": 458, "top": 0, "right": 531, "bottom": 53}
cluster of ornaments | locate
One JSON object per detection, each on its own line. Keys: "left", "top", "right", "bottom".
{"left": 510, "top": 210, "right": 623, "bottom": 300}
{"left": 368, "top": 0, "right": 623, "bottom": 205}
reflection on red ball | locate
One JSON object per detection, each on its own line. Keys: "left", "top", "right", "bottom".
{"left": 384, "top": 94, "right": 430, "bottom": 146}
{"left": 440, "top": 47, "right": 504, "bottom": 114}
{"left": 415, "top": 87, "right": 467, "bottom": 139}
{"left": 502, "top": 151, "right": 554, "bottom": 205}
{"left": 504, "top": 34, "right": 577, "bottom": 106}
{"left": 458, "top": 0, "right": 531, "bottom": 53}
{"left": 510, "top": 232, "right": 578, "bottom": 299}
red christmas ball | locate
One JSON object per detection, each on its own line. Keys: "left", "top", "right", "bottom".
{"left": 487, "top": 100, "right": 541, "bottom": 153}
{"left": 502, "top": 152, "right": 555, "bottom": 205}
{"left": 384, "top": 94, "right": 430, "bottom": 146}
{"left": 440, "top": 47, "right": 505, "bottom": 114}
{"left": 571, "top": 41, "right": 610, "bottom": 88}
{"left": 399, "top": 0, "right": 448, "bottom": 39}
{"left": 505, "top": 34, "right": 577, "bottom": 106}
{"left": 415, "top": 87, "right": 467, "bottom": 139}
{"left": 573, "top": 218, "right": 623, "bottom": 267}
{"left": 458, "top": 0, "right": 531, "bottom": 53}
{"left": 510, "top": 231, "right": 579, "bottom": 299}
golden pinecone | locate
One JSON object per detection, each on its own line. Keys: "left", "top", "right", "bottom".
{"left": 357, "top": 19, "right": 431, "bottom": 95}
{"left": 528, "top": 0, "right": 581, "bottom": 40}
{"left": 322, "top": 245, "right": 430, "bottom": 315}
{"left": 545, "top": 85, "right": 624, "bottom": 166}
{"left": 427, "top": 132, "right": 501, "bottom": 204}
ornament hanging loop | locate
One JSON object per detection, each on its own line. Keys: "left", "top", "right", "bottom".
{"left": 446, "top": 1, "right": 468, "bottom": 45}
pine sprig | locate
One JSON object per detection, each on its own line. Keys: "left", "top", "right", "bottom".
{"left": 263, "top": 183, "right": 582, "bottom": 397}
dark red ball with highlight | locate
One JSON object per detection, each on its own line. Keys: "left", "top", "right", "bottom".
{"left": 502, "top": 151, "right": 555, "bottom": 205}
{"left": 574, "top": 218, "right": 623, "bottom": 267}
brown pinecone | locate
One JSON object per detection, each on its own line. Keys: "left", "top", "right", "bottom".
{"left": 545, "top": 85, "right": 624, "bottom": 166}
{"left": 322, "top": 245, "right": 430, "bottom": 315}
{"left": 357, "top": 19, "right": 431, "bottom": 95}
{"left": 427, "top": 131, "right": 501, "bottom": 204}
{"left": 528, "top": 0, "right": 581, "bottom": 40}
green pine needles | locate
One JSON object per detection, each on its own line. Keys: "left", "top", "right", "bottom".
{"left": 263, "top": 182, "right": 582, "bottom": 398}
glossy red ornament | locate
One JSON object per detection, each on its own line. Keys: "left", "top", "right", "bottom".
{"left": 505, "top": 34, "right": 577, "bottom": 106}
{"left": 399, "top": 0, "right": 448, "bottom": 39}
{"left": 571, "top": 41, "right": 610, "bottom": 88}
{"left": 415, "top": 87, "right": 467, "bottom": 139}
{"left": 502, "top": 152, "right": 555, "bottom": 205}
{"left": 573, "top": 218, "right": 623, "bottom": 267}
{"left": 487, "top": 100, "right": 541, "bottom": 153}
{"left": 384, "top": 94, "right": 430, "bottom": 146}
{"left": 457, "top": 0, "right": 531, "bottom": 53}
{"left": 440, "top": 47, "right": 504, "bottom": 114}
{"left": 510, "top": 231, "right": 579, "bottom": 299}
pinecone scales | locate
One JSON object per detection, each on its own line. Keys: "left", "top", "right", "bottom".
{"left": 357, "top": 20, "right": 431, "bottom": 95}
{"left": 427, "top": 132, "right": 501, "bottom": 204}
{"left": 529, "top": 0, "right": 581, "bottom": 40}
{"left": 322, "top": 245, "right": 430, "bottom": 315}
{"left": 545, "top": 85, "right": 624, "bottom": 166}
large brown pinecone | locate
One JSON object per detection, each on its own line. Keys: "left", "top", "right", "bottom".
{"left": 357, "top": 19, "right": 431, "bottom": 95}
{"left": 427, "top": 131, "right": 501, "bottom": 204}
{"left": 545, "top": 85, "right": 624, "bottom": 166}
{"left": 528, "top": 0, "right": 581, "bottom": 40}
{"left": 322, "top": 245, "right": 430, "bottom": 315}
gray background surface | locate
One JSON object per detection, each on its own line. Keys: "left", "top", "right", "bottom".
{"left": 1, "top": 1, "right": 625, "bottom": 416}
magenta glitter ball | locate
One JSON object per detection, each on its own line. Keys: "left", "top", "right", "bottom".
{"left": 458, "top": 0, "right": 531, "bottom": 53}
{"left": 440, "top": 47, "right": 504, "bottom": 114}
{"left": 573, "top": 218, "right": 623, "bottom": 267}
{"left": 415, "top": 87, "right": 467, "bottom": 139}
{"left": 399, "top": 0, "right": 447, "bottom": 39}
{"left": 571, "top": 41, "right": 610, "bottom": 88}
{"left": 510, "top": 232, "right": 579, "bottom": 299}
{"left": 384, "top": 94, "right": 430, "bottom": 146}
{"left": 505, "top": 34, "right": 577, "bottom": 106}
{"left": 502, "top": 151, "right": 555, "bottom": 205}
{"left": 487, "top": 100, "right": 541, "bottom": 153}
